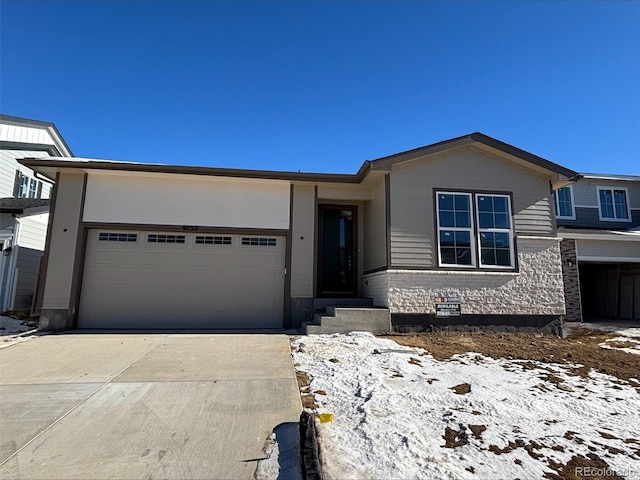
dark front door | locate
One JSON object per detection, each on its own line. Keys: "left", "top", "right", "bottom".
{"left": 317, "top": 205, "right": 357, "bottom": 296}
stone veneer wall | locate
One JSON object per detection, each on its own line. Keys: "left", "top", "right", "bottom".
{"left": 559, "top": 239, "right": 583, "bottom": 322}
{"left": 363, "top": 237, "right": 566, "bottom": 316}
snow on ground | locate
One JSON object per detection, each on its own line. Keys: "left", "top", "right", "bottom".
{"left": 0, "top": 315, "right": 39, "bottom": 348}
{"left": 292, "top": 332, "right": 640, "bottom": 480}
{"left": 565, "top": 321, "right": 640, "bottom": 356}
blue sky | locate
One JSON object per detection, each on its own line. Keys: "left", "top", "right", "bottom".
{"left": 1, "top": 1, "right": 639, "bottom": 174}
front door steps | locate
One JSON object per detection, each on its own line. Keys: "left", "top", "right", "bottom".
{"left": 305, "top": 298, "right": 391, "bottom": 335}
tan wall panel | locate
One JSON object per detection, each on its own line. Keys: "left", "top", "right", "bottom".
{"left": 290, "top": 184, "right": 315, "bottom": 297}
{"left": 363, "top": 182, "right": 386, "bottom": 271}
{"left": 41, "top": 172, "right": 85, "bottom": 309}
{"left": 83, "top": 171, "right": 290, "bottom": 230}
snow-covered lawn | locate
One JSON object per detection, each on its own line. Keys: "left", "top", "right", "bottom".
{"left": 291, "top": 332, "right": 640, "bottom": 480}
{"left": 0, "top": 314, "right": 40, "bottom": 348}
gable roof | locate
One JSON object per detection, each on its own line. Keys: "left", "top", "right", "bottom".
{"left": 18, "top": 132, "right": 578, "bottom": 183}
{"left": 0, "top": 114, "right": 74, "bottom": 157}
{"left": 368, "top": 132, "right": 578, "bottom": 179}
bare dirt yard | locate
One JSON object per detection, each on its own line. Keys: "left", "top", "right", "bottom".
{"left": 382, "top": 327, "right": 640, "bottom": 384}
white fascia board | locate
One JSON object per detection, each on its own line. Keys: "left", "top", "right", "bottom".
{"left": 557, "top": 232, "right": 640, "bottom": 242}
{"left": 577, "top": 255, "right": 640, "bottom": 263}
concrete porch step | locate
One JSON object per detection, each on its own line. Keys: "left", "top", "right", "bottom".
{"left": 305, "top": 307, "right": 391, "bottom": 335}
{"left": 313, "top": 297, "right": 374, "bottom": 312}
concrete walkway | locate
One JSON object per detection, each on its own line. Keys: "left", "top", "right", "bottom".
{"left": 0, "top": 332, "right": 301, "bottom": 479}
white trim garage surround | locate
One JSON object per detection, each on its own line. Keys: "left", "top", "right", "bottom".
{"left": 78, "top": 230, "right": 286, "bottom": 329}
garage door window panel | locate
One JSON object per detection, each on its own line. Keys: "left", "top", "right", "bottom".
{"left": 98, "top": 232, "right": 138, "bottom": 242}
{"left": 241, "top": 237, "right": 277, "bottom": 246}
{"left": 148, "top": 234, "right": 186, "bottom": 244}
{"left": 195, "top": 236, "right": 232, "bottom": 245}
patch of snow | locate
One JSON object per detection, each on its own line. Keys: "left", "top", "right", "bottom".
{"left": 0, "top": 315, "right": 39, "bottom": 348}
{"left": 292, "top": 332, "right": 640, "bottom": 480}
{"left": 564, "top": 321, "right": 640, "bottom": 355}
{"left": 256, "top": 422, "right": 302, "bottom": 480}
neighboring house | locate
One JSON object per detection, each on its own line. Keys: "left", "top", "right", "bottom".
{"left": 0, "top": 114, "right": 73, "bottom": 312}
{"left": 21, "top": 132, "right": 579, "bottom": 333}
{"left": 556, "top": 174, "right": 640, "bottom": 321}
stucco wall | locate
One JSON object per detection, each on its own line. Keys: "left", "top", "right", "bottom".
{"left": 83, "top": 171, "right": 290, "bottom": 230}
{"left": 363, "top": 237, "right": 565, "bottom": 315}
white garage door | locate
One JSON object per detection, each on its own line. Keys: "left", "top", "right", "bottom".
{"left": 78, "top": 230, "right": 286, "bottom": 329}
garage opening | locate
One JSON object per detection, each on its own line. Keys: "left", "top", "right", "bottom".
{"left": 579, "top": 263, "right": 640, "bottom": 320}
{"left": 78, "top": 230, "right": 286, "bottom": 329}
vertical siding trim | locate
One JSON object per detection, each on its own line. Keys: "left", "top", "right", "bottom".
{"left": 283, "top": 184, "right": 294, "bottom": 329}
{"left": 313, "top": 185, "right": 318, "bottom": 297}
{"left": 385, "top": 173, "right": 391, "bottom": 269}
{"left": 69, "top": 174, "right": 88, "bottom": 327}
{"left": 34, "top": 172, "right": 60, "bottom": 315}
{"left": 550, "top": 181, "right": 558, "bottom": 236}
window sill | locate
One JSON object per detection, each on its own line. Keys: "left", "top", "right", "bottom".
{"left": 388, "top": 269, "right": 520, "bottom": 277}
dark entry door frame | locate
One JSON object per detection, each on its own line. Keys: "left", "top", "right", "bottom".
{"left": 317, "top": 204, "right": 358, "bottom": 297}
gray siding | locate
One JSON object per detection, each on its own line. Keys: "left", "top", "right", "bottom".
{"left": 0, "top": 150, "right": 52, "bottom": 199}
{"left": 389, "top": 147, "right": 555, "bottom": 267}
{"left": 558, "top": 207, "right": 640, "bottom": 229}
{"left": 572, "top": 179, "right": 640, "bottom": 209}
{"left": 363, "top": 182, "right": 387, "bottom": 271}
{"left": 13, "top": 246, "right": 43, "bottom": 310}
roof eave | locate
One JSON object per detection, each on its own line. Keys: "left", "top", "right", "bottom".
{"left": 18, "top": 158, "right": 368, "bottom": 184}
{"left": 369, "top": 132, "right": 578, "bottom": 179}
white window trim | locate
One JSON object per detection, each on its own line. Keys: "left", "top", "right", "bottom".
{"left": 16, "top": 172, "right": 42, "bottom": 199}
{"left": 436, "top": 192, "right": 476, "bottom": 268}
{"left": 554, "top": 185, "right": 576, "bottom": 220}
{"left": 475, "top": 194, "right": 515, "bottom": 269}
{"left": 596, "top": 186, "right": 632, "bottom": 222}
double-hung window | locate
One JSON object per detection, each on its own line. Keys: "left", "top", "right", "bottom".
{"left": 476, "top": 194, "right": 513, "bottom": 268}
{"left": 436, "top": 191, "right": 515, "bottom": 269}
{"left": 553, "top": 186, "right": 575, "bottom": 219}
{"left": 436, "top": 192, "right": 474, "bottom": 267}
{"left": 597, "top": 187, "right": 630, "bottom": 221}
{"left": 15, "top": 172, "right": 41, "bottom": 199}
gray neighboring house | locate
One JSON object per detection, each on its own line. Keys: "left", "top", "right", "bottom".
{"left": 0, "top": 114, "right": 73, "bottom": 312}
{"left": 556, "top": 174, "right": 640, "bottom": 321}
{"left": 22, "top": 132, "right": 579, "bottom": 333}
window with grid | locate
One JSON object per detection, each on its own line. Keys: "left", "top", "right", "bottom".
{"left": 476, "top": 194, "right": 514, "bottom": 268}
{"left": 15, "top": 172, "right": 41, "bottom": 199}
{"left": 147, "top": 234, "right": 186, "bottom": 244}
{"left": 554, "top": 186, "right": 575, "bottom": 219}
{"left": 436, "top": 191, "right": 515, "bottom": 269}
{"left": 597, "top": 187, "right": 630, "bottom": 221}
{"left": 241, "top": 237, "right": 277, "bottom": 246}
{"left": 98, "top": 232, "right": 137, "bottom": 242}
{"left": 195, "top": 236, "right": 232, "bottom": 245}
{"left": 436, "top": 192, "right": 474, "bottom": 267}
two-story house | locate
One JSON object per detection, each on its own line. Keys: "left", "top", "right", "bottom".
{"left": 0, "top": 114, "right": 73, "bottom": 313}
{"left": 20, "top": 132, "right": 579, "bottom": 334}
{"left": 556, "top": 174, "right": 640, "bottom": 321}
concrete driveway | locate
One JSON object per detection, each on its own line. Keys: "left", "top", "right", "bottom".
{"left": 0, "top": 332, "right": 301, "bottom": 479}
